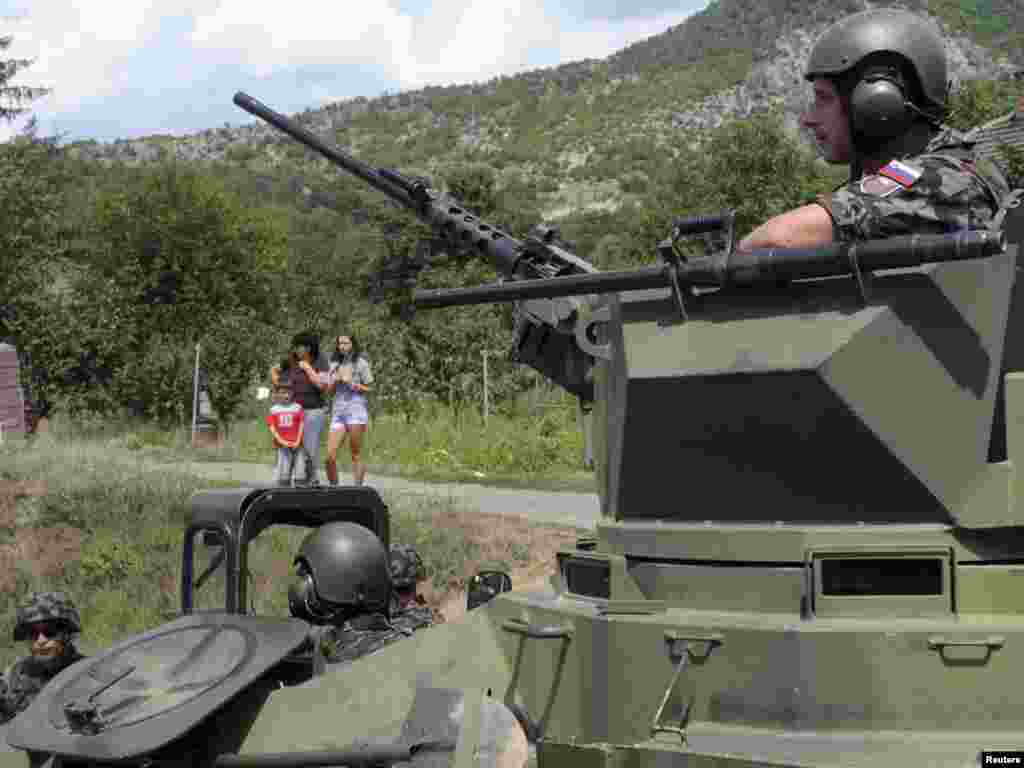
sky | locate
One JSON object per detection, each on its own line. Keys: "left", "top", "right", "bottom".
{"left": 0, "top": 0, "right": 710, "bottom": 144}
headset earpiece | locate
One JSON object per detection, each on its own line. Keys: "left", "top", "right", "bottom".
{"left": 850, "top": 70, "right": 911, "bottom": 140}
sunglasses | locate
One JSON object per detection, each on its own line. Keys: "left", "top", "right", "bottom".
{"left": 28, "top": 622, "right": 61, "bottom": 641}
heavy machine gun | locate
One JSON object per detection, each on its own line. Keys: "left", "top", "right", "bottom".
{"left": 234, "top": 92, "right": 1004, "bottom": 401}
{"left": 234, "top": 92, "right": 598, "bottom": 402}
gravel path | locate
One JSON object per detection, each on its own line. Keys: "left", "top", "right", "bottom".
{"left": 159, "top": 460, "right": 602, "bottom": 530}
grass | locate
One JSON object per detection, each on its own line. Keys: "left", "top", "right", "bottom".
{"left": 112, "top": 388, "right": 598, "bottom": 492}
{"left": 0, "top": 421, "right": 582, "bottom": 670}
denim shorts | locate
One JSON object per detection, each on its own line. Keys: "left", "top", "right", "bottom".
{"left": 330, "top": 402, "right": 369, "bottom": 430}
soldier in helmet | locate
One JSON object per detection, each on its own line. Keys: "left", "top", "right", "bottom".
{"left": 287, "top": 522, "right": 431, "bottom": 665}
{"left": 0, "top": 591, "right": 86, "bottom": 723}
{"left": 739, "top": 8, "right": 1011, "bottom": 253}
{"left": 288, "top": 525, "right": 529, "bottom": 766}
{"left": 389, "top": 544, "right": 445, "bottom": 626}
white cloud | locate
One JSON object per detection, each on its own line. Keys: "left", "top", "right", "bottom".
{"left": 189, "top": 0, "right": 416, "bottom": 79}
{"left": 1, "top": 0, "right": 705, "bottom": 141}
{"left": 187, "top": 0, "right": 689, "bottom": 92}
{"left": 557, "top": 10, "right": 696, "bottom": 63}
{"left": 187, "top": 0, "right": 563, "bottom": 89}
{"left": 1, "top": 0, "right": 167, "bottom": 137}
{"left": 396, "top": 0, "right": 558, "bottom": 88}
{"left": 3, "top": 0, "right": 164, "bottom": 108}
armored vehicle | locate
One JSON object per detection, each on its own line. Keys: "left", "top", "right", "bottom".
{"left": 3, "top": 94, "right": 1024, "bottom": 766}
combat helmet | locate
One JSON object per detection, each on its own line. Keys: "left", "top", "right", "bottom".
{"left": 289, "top": 522, "right": 391, "bottom": 623}
{"left": 805, "top": 9, "right": 948, "bottom": 140}
{"left": 13, "top": 591, "right": 81, "bottom": 642}
{"left": 389, "top": 544, "right": 426, "bottom": 590}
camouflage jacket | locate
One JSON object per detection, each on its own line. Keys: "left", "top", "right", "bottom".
{"left": 0, "top": 647, "right": 84, "bottom": 724}
{"left": 821, "top": 128, "right": 1012, "bottom": 242}
{"left": 319, "top": 605, "right": 435, "bottom": 666}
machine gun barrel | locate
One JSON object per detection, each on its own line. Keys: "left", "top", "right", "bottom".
{"left": 414, "top": 265, "right": 669, "bottom": 308}
{"left": 413, "top": 230, "right": 1004, "bottom": 309}
{"left": 233, "top": 92, "right": 419, "bottom": 210}
{"left": 233, "top": 91, "right": 527, "bottom": 278}
{"left": 726, "top": 229, "right": 1005, "bottom": 284}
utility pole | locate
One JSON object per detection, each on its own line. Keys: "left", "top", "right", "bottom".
{"left": 482, "top": 349, "right": 489, "bottom": 427}
{"left": 191, "top": 343, "right": 201, "bottom": 447}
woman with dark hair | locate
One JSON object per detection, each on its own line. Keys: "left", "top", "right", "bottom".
{"left": 271, "top": 332, "right": 329, "bottom": 485}
{"left": 325, "top": 334, "right": 373, "bottom": 486}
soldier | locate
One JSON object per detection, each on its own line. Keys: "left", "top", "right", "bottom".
{"left": 739, "top": 8, "right": 1012, "bottom": 253}
{"left": 287, "top": 524, "right": 529, "bottom": 766}
{"left": 0, "top": 591, "right": 86, "bottom": 724}
{"left": 389, "top": 543, "right": 444, "bottom": 625}
{"left": 287, "top": 522, "right": 424, "bottom": 665}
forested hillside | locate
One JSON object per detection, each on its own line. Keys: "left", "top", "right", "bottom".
{"left": 4, "top": 0, "right": 1024, "bottom": 427}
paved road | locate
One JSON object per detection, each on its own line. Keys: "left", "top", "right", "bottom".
{"left": 160, "top": 460, "right": 602, "bottom": 530}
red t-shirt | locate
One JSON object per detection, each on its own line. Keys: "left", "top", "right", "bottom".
{"left": 267, "top": 402, "right": 304, "bottom": 447}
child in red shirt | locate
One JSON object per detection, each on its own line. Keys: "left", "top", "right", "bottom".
{"left": 266, "top": 381, "right": 306, "bottom": 486}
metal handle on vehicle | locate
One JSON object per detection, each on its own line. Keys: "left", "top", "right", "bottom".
{"left": 928, "top": 635, "right": 1005, "bottom": 650}
{"left": 501, "top": 618, "right": 574, "bottom": 640}
{"left": 651, "top": 631, "right": 724, "bottom": 742}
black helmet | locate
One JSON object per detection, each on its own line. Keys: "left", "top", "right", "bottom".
{"left": 289, "top": 522, "right": 391, "bottom": 623}
{"left": 805, "top": 9, "right": 948, "bottom": 140}
{"left": 14, "top": 591, "right": 81, "bottom": 642}
{"left": 389, "top": 544, "right": 426, "bottom": 590}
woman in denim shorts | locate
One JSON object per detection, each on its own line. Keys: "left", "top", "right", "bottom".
{"left": 325, "top": 334, "right": 373, "bottom": 486}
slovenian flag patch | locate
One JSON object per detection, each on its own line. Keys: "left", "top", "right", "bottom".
{"left": 878, "top": 159, "right": 923, "bottom": 188}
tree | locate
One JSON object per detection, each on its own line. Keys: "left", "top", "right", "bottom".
{"left": 0, "top": 36, "right": 74, "bottom": 420}
{"left": 0, "top": 35, "right": 49, "bottom": 122}
{"left": 0, "top": 134, "right": 68, "bottom": 331}
{"left": 628, "top": 111, "right": 840, "bottom": 263}
{"left": 946, "top": 78, "right": 1024, "bottom": 132}
{"left": 68, "top": 162, "right": 287, "bottom": 425}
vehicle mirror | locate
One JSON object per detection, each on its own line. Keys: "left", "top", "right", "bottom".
{"left": 467, "top": 570, "right": 512, "bottom": 611}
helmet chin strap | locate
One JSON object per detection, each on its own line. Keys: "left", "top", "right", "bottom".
{"left": 850, "top": 119, "right": 935, "bottom": 178}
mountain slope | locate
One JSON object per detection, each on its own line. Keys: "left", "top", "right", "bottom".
{"left": 68, "top": 0, "right": 1023, "bottom": 220}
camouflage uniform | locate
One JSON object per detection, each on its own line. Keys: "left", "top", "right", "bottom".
{"left": 317, "top": 545, "right": 440, "bottom": 666}
{"left": 821, "top": 128, "right": 1011, "bottom": 241}
{"left": 389, "top": 544, "right": 426, "bottom": 590}
{"left": 0, "top": 592, "right": 85, "bottom": 724}
{"left": 388, "top": 544, "right": 445, "bottom": 624}
{"left": 317, "top": 608, "right": 434, "bottom": 666}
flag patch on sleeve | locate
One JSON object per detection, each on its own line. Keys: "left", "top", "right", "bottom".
{"left": 878, "top": 159, "right": 923, "bottom": 188}
{"left": 860, "top": 175, "right": 903, "bottom": 197}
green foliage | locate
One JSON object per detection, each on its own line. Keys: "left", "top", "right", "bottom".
{"left": 79, "top": 535, "right": 145, "bottom": 587}
{"left": 946, "top": 78, "right": 1024, "bottom": 131}
{"left": 444, "top": 163, "right": 500, "bottom": 216}
{"left": 629, "top": 111, "right": 837, "bottom": 261}
{"left": 0, "top": 135, "right": 70, "bottom": 325}
{"left": 63, "top": 163, "right": 287, "bottom": 425}
{"left": 997, "top": 143, "right": 1024, "bottom": 186}
{"left": 927, "top": 0, "right": 1023, "bottom": 57}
